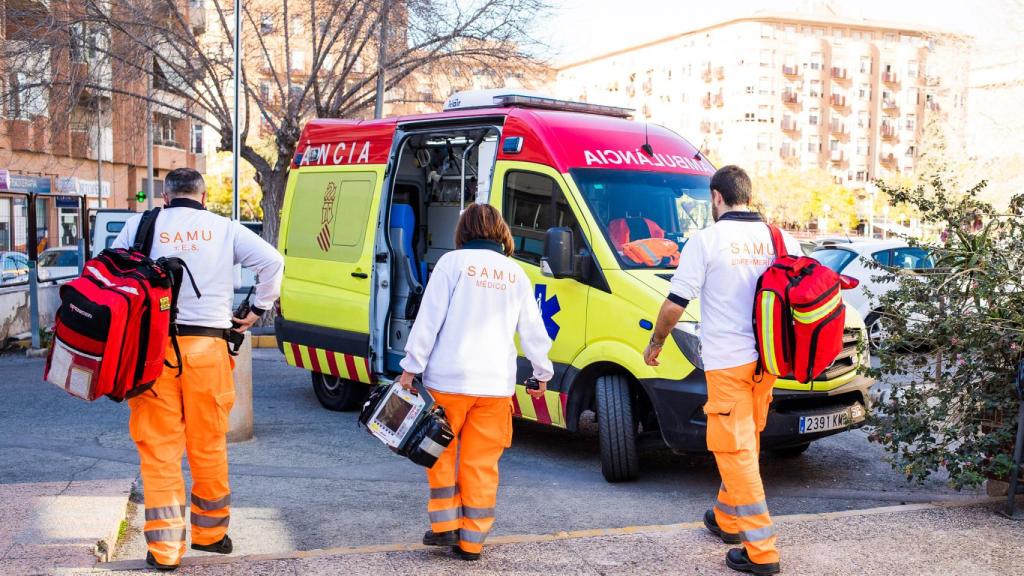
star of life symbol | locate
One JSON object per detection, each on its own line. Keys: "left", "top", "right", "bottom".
{"left": 535, "top": 284, "right": 561, "bottom": 341}
{"left": 317, "top": 182, "right": 337, "bottom": 252}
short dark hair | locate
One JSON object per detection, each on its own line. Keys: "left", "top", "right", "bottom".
{"left": 165, "top": 168, "right": 205, "bottom": 197}
{"left": 455, "top": 203, "right": 514, "bottom": 256}
{"left": 710, "top": 165, "right": 752, "bottom": 206}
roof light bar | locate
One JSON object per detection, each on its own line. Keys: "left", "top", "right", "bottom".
{"left": 493, "top": 94, "right": 634, "bottom": 118}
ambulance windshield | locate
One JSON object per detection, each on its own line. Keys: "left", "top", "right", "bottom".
{"left": 571, "top": 169, "right": 713, "bottom": 269}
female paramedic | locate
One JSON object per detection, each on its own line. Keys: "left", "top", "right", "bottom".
{"left": 398, "top": 202, "right": 554, "bottom": 561}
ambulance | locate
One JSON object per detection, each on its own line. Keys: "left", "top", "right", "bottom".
{"left": 275, "top": 90, "right": 874, "bottom": 482}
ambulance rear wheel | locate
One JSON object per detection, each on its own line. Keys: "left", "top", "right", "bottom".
{"left": 596, "top": 374, "right": 640, "bottom": 482}
{"left": 312, "top": 372, "right": 366, "bottom": 412}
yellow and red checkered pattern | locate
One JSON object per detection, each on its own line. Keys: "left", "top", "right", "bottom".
{"left": 282, "top": 342, "right": 372, "bottom": 383}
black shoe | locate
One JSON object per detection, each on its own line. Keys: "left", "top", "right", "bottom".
{"left": 704, "top": 509, "right": 742, "bottom": 544}
{"left": 726, "top": 547, "right": 781, "bottom": 575}
{"left": 145, "top": 552, "right": 179, "bottom": 572}
{"left": 422, "top": 530, "right": 459, "bottom": 547}
{"left": 191, "top": 535, "right": 233, "bottom": 554}
{"left": 451, "top": 545, "right": 481, "bottom": 561}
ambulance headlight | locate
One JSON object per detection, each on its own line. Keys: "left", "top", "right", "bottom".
{"left": 672, "top": 321, "right": 703, "bottom": 371}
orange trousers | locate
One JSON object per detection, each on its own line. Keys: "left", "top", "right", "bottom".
{"left": 426, "top": 390, "right": 513, "bottom": 554}
{"left": 127, "top": 336, "right": 236, "bottom": 566}
{"left": 704, "top": 361, "right": 779, "bottom": 564}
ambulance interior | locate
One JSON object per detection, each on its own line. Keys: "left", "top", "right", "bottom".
{"left": 384, "top": 127, "right": 500, "bottom": 370}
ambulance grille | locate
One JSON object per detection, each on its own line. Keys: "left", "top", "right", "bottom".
{"left": 814, "top": 329, "right": 862, "bottom": 382}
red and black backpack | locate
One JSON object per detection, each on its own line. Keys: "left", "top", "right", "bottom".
{"left": 44, "top": 209, "right": 196, "bottom": 401}
{"left": 753, "top": 225, "right": 848, "bottom": 383}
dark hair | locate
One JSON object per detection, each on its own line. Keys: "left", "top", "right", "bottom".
{"left": 455, "top": 203, "right": 514, "bottom": 256}
{"left": 710, "top": 165, "right": 752, "bottom": 206}
{"left": 165, "top": 168, "right": 205, "bottom": 197}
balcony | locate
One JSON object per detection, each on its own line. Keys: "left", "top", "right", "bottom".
{"left": 701, "top": 94, "right": 712, "bottom": 109}
{"left": 830, "top": 93, "right": 847, "bottom": 108}
{"left": 700, "top": 120, "right": 712, "bottom": 134}
{"left": 702, "top": 68, "right": 712, "bottom": 83}
{"left": 926, "top": 100, "right": 941, "bottom": 112}
{"left": 882, "top": 71, "right": 899, "bottom": 85}
{"left": 880, "top": 122, "right": 897, "bottom": 140}
{"left": 714, "top": 93, "right": 724, "bottom": 107}
{"left": 782, "top": 91, "right": 800, "bottom": 106}
{"left": 879, "top": 152, "right": 897, "bottom": 166}
{"left": 830, "top": 150, "right": 845, "bottom": 163}
{"left": 882, "top": 99, "right": 899, "bottom": 115}
{"left": 781, "top": 117, "right": 799, "bottom": 132}
{"left": 782, "top": 65, "right": 801, "bottom": 77}
{"left": 190, "top": 5, "right": 206, "bottom": 34}
{"left": 925, "top": 75, "right": 940, "bottom": 87}
{"left": 154, "top": 142, "right": 188, "bottom": 171}
{"left": 831, "top": 67, "right": 848, "bottom": 80}
{"left": 780, "top": 146, "right": 797, "bottom": 160}
{"left": 829, "top": 120, "right": 847, "bottom": 136}
{"left": 714, "top": 66, "right": 725, "bottom": 80}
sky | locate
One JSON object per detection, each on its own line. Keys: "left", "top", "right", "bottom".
{"left": 538, "top": 0, "right": 1020, "bottom": 66}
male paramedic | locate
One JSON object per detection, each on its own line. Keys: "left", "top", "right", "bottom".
{"left": 112, "top": 168, "right": 283, "bottom": 571}
{"left": 644, "top": 165, "right": 799, "bottom": 575}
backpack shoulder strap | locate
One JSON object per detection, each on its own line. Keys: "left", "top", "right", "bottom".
{"left": 767, "top": 223, "right": 788, "bottom": 259}
{"left": 132, "top": 208, "right": 162, "bottom": 255}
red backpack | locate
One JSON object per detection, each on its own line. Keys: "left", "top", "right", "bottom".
{"left": 44, "top": 209, "right": 196, "bottom": 401}
{"left": 754, "top": 226, "right": 849, "bottom": 383}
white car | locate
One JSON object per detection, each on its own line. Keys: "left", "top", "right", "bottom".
{"left": 37, "top": 247, "right": 81, "bottom": 281}
{"left": 1, "top": 251, "right": 29, "bottom": 285}
{"left": 810, "top": 239, "right": 934, "bottom": 349}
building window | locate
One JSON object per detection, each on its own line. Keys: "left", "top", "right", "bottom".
{"left": 808, "top": 52, "right": 822, "bottom": 70}
{"left": 761, "top": 24, "right": 774, "bottom": 39}
{"left": 809, "top": 79, "right": 821, "bottom": 98}
{"left": 746, "top": 84, "right": 755, "bottom": 94}
{"left": 259, "top": 81, "right": 271, "bottom": 101}
{"left": 290, "top": 15, "right": 303, "bottom": 36}
{"left": 860, "top": 56, "right": 871, "bottom": 74}
{"left": 907, "top": 87, "right": 919, "bottom": 106}
{"left": 906, "top": 145, "right": 916, "bottom": 157}
{"left": 291, "top": 50, "right": 305, "bottom": 71}
{"left": 829, "top": 139, "right": 840, "bottom": 151}
{"left": 758, "top": 105, "right": 770, "bottom": 121}
{"left": 833, "top": 28, "right": 845, "bottom": 41}
{"left": 759, "top": 77, "right": 772, "bottom": 94}
{"left": 156, "top": 114, "right": 177, "bottom": 147}
{"left": 11, "top": 73, "right": 48, "bottom": 119}
{"left": 785, "top": 25, "right": 796, "bottom": 39}
{"left": 905, "top": 114, "right": 916, "bottom": 131}
{"left": 856, "top": 137, "right": 869, "bottom": 155}
{"left": 259, "top": 13, "right": 274, "bottom": 34}
{"left": 760, "top": 49, "right": 772, "bottom": 67}
{"left": 884, "top": 32, "right": 897, "bottom": 43}
{"left": 191, "top": 124, "right": 204, "bottom": 154}
{"left": 907, "top": 60, "right": 919, "bottom": 79}
{"left": 813, "top": 27, "right": 826, "bottom": 37}
{"left": 757, "top": 133, "right": 770, "bottom": 151}
{"left": 744, "top": 112, "right": 756, "bottom": 122}
{"left": 858, "top": 111, "right": 870, "bottom": 128}
{"left": 809, "top": 107, "right": 819, "bottom": 125}
{"left": 858, "top": 83, "right": 870, "bottom": 99}
{"left": 807, "top": 136, "right": 820, "bottom": 153}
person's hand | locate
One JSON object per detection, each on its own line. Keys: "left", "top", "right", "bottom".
{"left": 644, "top": 340, "right": 663, "bottom": 366}
{"left": 231, "top": 311, "right": 259, "bottom": 333}
{"left": 527, "top": 380, "right": 547, "bottom": 399}
{"left": 398, "top": 370, "right": 418, "bottom": 394}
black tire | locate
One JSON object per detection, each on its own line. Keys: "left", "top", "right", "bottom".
{"left": 865, "top": 310, "right": 888, "bottom": 351}
{"left": 770, "top": 443, "right": 811, "bottom": 458}
{"left": 596, "top": 374, "right": 640, "bottom": 482}
{"left": 311, "top": 371, "right": 366, "bottom": 412}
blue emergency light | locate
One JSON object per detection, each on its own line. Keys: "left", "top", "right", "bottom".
{"left": 502, "top": 137, "right": 524, "bottom": 154}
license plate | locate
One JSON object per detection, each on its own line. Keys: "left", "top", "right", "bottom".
{"left": 799, "top": 409, "right": 850, "bottom": 434}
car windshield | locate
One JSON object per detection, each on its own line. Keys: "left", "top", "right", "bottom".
{"left": 811, "top": 248, "right": 857, "bottom": 273}
{"left": 570, "top": 169, "right": 713, "bottom": 269}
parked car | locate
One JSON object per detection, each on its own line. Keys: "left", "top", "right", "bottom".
{"left": 810, "top": 239, "right": 934, "bottom": 349}
{"left": 37, "top": 247, "right": 81, "bottom": 281}
{"left": 0, "top": 251, "right": 29, "bottom": 285}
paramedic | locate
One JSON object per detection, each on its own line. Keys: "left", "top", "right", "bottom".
{"left": 112, "top": 168, "right": 283, "bottom": 571}
{"left": 398, "top": 203, "right": 553, "bottom": 561}
{"left": 643, "top": 165, "right": 800, "bottom": 575}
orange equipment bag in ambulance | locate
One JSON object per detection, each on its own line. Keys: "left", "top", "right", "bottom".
{"left": 754, "top": 225, "right": 850, "bottom": 383}
{"left": 621, "top": 238, "right": 680, "bottom": 267}
{"left": 44, "top": 209, "right": 194, "bottom": 402}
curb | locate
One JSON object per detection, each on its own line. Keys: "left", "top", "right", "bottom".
{"left": 92, "top": 496, "right": 1004, "bottom": 572}
{"left": 94, "top": 477, "right": 139, "bottom": 563}
{"left": 251, "top": 335, "right": 277, "bottom": 349}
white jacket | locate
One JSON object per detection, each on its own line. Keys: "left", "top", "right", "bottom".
{"left": 399, "top": 241, "right": 554, "bottom": 397}
{"left": 668, "top": 211, "right": 802, "bottom": 371}
{"left": 112, "top": 198, "right": 284, "bottom": 329}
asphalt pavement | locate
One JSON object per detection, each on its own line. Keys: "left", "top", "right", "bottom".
{"left": 0, "top": 348, "right": 985, "bottom": 574}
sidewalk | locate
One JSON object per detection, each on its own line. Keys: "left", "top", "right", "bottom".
{"left": 90, "top": 499, "right": 1023, "bottom": 575}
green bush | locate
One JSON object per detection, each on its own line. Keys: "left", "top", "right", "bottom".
{"left": 868, "top": 177, "right": 1024, "bottom": 489}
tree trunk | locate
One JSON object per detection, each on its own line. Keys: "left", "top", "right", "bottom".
{"left": 258, "top": 168, "right": 288, "bottom": 247}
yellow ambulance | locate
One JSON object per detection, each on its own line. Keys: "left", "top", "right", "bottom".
{"left": 276, "top": 90, "right": 874, "bottom": 481}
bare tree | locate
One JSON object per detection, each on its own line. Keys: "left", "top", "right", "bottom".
{"left": 3, "top": 0, "right": 547, "bottom": 243}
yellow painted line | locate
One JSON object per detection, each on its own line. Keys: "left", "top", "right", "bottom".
{"left": 91, "top": 497, "right": 1001, "bottom": 572}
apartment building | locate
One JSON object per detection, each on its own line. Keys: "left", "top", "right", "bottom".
{"left": 0, "top": 0, "right": 205, "bottom": 253}
{"left": 555, "top": 10, "right": 969, "bottom": 189}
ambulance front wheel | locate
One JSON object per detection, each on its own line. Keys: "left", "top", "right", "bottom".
{"left": 311, "top": 371, "right": 367, "bottom": 412}
{"left": 596, "top": 374, "right": 640, "bottom": 482}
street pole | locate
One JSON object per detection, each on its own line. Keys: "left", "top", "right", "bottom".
{"left": 231, "top": 0, "right": 241, "bottom": 221}
{"left": 146, "top": 56, "right": 154, "bottom": 210}
{"left": 373, "top": 0, "right": 389, "bottom": 119}
{"left": 27, "top": 193, "right": 40, "bottom": 350}
{"left": 96, "top": 99, "right": 103, "bottom": 209}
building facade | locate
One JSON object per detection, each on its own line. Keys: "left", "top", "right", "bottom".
{"left": 555, "top": 11, "right": 969, "bottom": 189}
{"left": 0, "top": 0, "right": 205, "bottom": 254}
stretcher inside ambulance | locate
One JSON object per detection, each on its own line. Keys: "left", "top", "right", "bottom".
{"left": 275, "top": 89, "right": 875, "bottom": 482}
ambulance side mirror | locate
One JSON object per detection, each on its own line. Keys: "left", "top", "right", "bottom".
{"left": 541, "top": 227, "right": 575, "bottom": 279}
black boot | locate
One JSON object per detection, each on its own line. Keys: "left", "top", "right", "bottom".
{"left": 451, "top": 545, "right": 481, "bottom": 561}
{"left": 704, "top": 509, "right": 742, "bottom": 544}
{"left": 191, "top": 535, "right": 233, "bottom": 554}
{"left": 422, "top": 530, "right": 459, "bottom": 546}
{"left": 726, "top": 547, "right": 781, "bottom": 575}
{"left": 145, "top": 551, "right": 179, "bottom": 572}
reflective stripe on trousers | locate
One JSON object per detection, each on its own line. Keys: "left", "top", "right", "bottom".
{"left": 426, "top": 390, "right": 511, "bottom": 554}
{"left": 705, "top": 361, "right": 780, "bottom": 565}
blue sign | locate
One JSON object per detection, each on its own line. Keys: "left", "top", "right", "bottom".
{"left": 0, "top": 170, "right": 52, "bottom": 194}
{"left": 55, "top": 195, "right": 80, "bottom": 208}
{"left": 534, "top": 284, "right": 561, "bottom": 341}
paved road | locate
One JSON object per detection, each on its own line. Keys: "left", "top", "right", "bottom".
{"left": 0, "top": 349, "right": 979, "bottom": 564}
